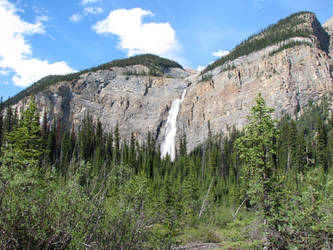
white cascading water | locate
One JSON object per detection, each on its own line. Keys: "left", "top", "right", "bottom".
{"left": 161, "top": 89, "right": 187, "bottom": 161}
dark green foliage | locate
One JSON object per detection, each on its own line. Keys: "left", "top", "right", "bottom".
{"left": 2, "top": 96, "right": 46, "bottom": 167}
{"left": 3, "top": 106, "right": 14, "bottom": 133}
{"left": 113, "top": 124, "right": 120, "bottom": 165}
{"left": 0, "top": 98, "right": 3, "bottom": 155}
{"left": 5, "top": 54, "right": 182, "bottom": 107}
{"left": 234, "top": 94, "right": 279, "bottom": 247}
{"left": 316, "top": 116, "right": 328, "bottom": 171}
{"left": 272, "top": 169, "right": 333, "bottom": 249}
{"left": 269, "top": 41, "right": 313, "bottom": 56}
{"left": 199, "top": 73, "right": 213, "bottom": 82}
{"left": 1, "top": 93, "right": 333, "bottom": 248}
{"left": 202, "top": 11, "right": 314, "bottom": 74}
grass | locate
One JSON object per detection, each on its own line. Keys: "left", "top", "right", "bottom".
{"left": 178, "top": 206, "right": 263, "bottom": 249}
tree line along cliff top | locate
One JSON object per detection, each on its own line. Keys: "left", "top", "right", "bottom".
{"left": 4, "top": 54, "right": 183, "bottom": 107}
{"left": 201, "top": 11, "right": 321, "bottom": 75}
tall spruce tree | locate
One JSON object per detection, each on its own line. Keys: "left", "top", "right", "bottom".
{"left": 235, "top": 93, "right": 279, "bottom": 246}
{"left": 3, "top": 96, "right": 44, "bottom": 167}
{"left": 315, "top": 117, "right": 328, "bottom": 171}
{"left": 3, "top": 106, "right": 13, "bottom": 133}
{"left": 285, "top": 119, "right": 298, "bottom": 176}
{"left": 114, "top": 124, "right": 120, "bottom": 165}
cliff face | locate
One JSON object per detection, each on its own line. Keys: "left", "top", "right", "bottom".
{"left": 12, "top": 65, "right": 190, "bottom": 146}
{"left": 9, "top": 12, "right": 333, "bottom": 152}
{"left": 180, "top": 45, "right": 332, "bottom": 151}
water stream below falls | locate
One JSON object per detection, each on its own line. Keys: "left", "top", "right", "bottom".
{"left": 161, "top": 89, "right": 187, "bottom": 161}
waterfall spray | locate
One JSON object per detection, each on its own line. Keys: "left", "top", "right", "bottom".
{"left": 161, "top": 89, "right": 187, "bottom": 161}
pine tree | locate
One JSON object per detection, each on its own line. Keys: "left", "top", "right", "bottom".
{"left": 3, "top": 106, "right": 13, "bottom": 133}
{"left": 315, "top": 117, "right": 328, "bottom": 171}
{"left": 95, "top": 119, "right": 104, "bottom": 150}
{"left": 60, "top": 131, "right": 72, "bottom": 174}
{"left": 129, "top": 132, "right": 137, "bottom": 173}
{"left": 288, "top": 119, "right": 298, "bottom": 167}
{"left": 41, "top": 109, "right": 48, "bottom": 139}
{"left": 3, "top": 96, "right": 44, "bottom": 167}
{"left": 235, "top": 93, "right": 279, "bottom": 246}
{"left": 296, "top": 127, "right": 307, "bottom": 173}
{"left": 114, "top": 124, "right": 120, "bottom": 165}
{"left": 79, "top": 113, "right": 94, "bottom": 160}
{"left": 179, "top": 133, "right": 187, "bottom": 157}
{"left": 105, "top": 132, "right": 113, "bottom": 162}
{"left": 47, "top": 119, "right": 57, "bottom": 164}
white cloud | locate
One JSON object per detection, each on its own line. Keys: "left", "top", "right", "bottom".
{"left": 0, "top": 69, "right": 10, "bottom": 75}
{"left": 93, "top": 8, "right": 177, "bottom": 56}
{"left": 212, "top": 50, "right": 229, "bottom": 57}
{"left": 70, "top": 13, "right": 83, "bottom": 22}
{"left": 0, "top": 0, "right": 74, "bottom": 87}
{"left": 36, "top": 15, "right": 49, "bottom": 22}
{"left": 70, "top": 6, "right": 103, "bottom": 22}
{"left": 81, "top": 0, "right": 101, "bottom": 5}
{"left": 252, "top": 0, "right": 267, "bottom": 9}
{"left": 84, "top": 7, "right": 103, "bottom": 15}
{"left": 196, "top": 60, "right": 215, "bottom": 72}
{"left": 196, "top": 66, "right": 204, "bottom": 72}
{"left": 11, "top": 59, "right": 74, "bottom": 87}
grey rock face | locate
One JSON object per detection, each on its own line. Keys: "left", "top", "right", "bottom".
{"left": 11, "top": 14, "right": 333, "bottom": 153}
{"left": 13, "top": 65, "right": 190, "bottom": 146}
{"left": 180, "top": 45, "right": 333, "bottom": 151}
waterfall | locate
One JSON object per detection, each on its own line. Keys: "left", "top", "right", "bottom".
{"left": 161, "top": 89, "right": 187, "bottom": 161}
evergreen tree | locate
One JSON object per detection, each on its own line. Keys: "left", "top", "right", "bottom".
{"left": 105, "top": 132, "right": 113, "bottom": 162}
{"left": 328, "top": 127, "right": 333, "bottom": 168}
{"left": 95, "top": 119, "right": 104, "bottom": 149}
{"left": 179, "top": 133, "right": 187, "bottom": 157}
{"left": 129, "top": 132, "right": 137, "bottom": 173}
{"left": 79, "top": 113, "right": 94, "bottom": 160}
{"left": 113, "top": 124, "right": 120, "bottom": 165}
{"left": 235, "top": 93, "right": 279, "bottom": 246}
{"left": 41, "top": 109, "right": 48, "bottom": 139}
{"left": 288, "top": 119, "right": 298, "bottom": 171}
{"left": 47, "top": 119, "right": 57, "bottom": 164}
{"left": 60, "top": 131, "right": 72, "bottom": 175}
{"left": 296, "top": 127, "right": 307, "bottom": 173}
{"left": 2, "top": 96, "right": 44, "bottom": 167}
{"left": 3, "top": 106, "right": 13, "bottom": 133}
{"left": 315, "top": 117, "right": 328, "bottom": 171}
{"left": 276, "top": 117, "right": 289, "bottom": 173}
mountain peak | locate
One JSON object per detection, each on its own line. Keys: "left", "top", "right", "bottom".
{"left": 202, "top": 11, "right": 326, "bottom": 74}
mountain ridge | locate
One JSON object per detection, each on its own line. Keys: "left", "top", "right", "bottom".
{"left": 4, "top": 54, "right": 184, "bottom": 107}
{"left": 201, "top": 11, "right": 329, "bottom": 75}
{"left": 4, "top": 11, "right": 333, "bottom": 152}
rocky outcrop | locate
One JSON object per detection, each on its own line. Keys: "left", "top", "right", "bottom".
{"left": 324, "top": 16, "right": 333, "bottom": 60}
{"left": 12, "top": 65, "right": 191, "bottom": 146}
{"left": 178, "top": 12, "right": 333, "bottom": 151}
{"left": 180, "top": 45, "right": 332, "bottom": 151}
{"left": 9, "top": 13, "right": 333, "bottom": 153}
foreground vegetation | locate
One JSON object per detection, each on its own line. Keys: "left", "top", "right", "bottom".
{"left": 0, "top": 94, "right": 333, "bottom": 249}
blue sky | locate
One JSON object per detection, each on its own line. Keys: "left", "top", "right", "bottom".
{"left": 0, "top": 0, "right": 332, "bottom": 100}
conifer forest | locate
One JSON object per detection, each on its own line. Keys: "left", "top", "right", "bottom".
{"left": 0, "top": 94, "right": 333, "bottom": 249}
